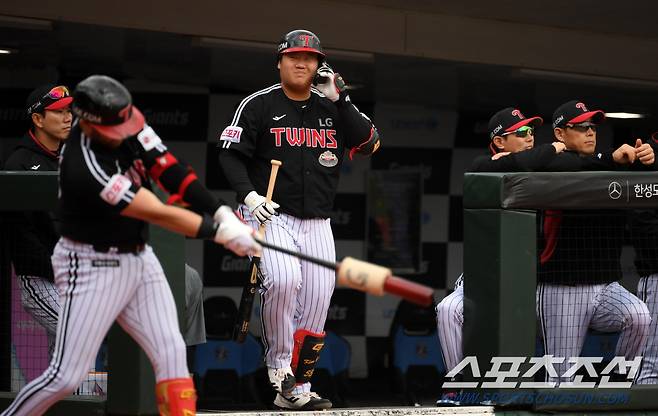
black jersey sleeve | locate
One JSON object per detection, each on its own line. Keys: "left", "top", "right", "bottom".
{"left": 469, "top": 144, "right": 559, "bottom": 172}
{"left": 218, "top": 149, "right": 254, "bottom": 202}
{"left": 217, "top": 93, "right": 264, "bottom": 158}
{"left": 77, "top": 137, "right": 141, "bottom": 213}
{"left": 334, "top": 96, "right": 380, "bottom": 157}
{"left": 545, "top": 150, "right": 620, "bottom": 171}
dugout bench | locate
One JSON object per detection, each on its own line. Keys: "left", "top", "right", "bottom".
{"left": 0, "top": 171, "right": 185, "bottom": 415}
{"left": 463, "top": 171, "right": 658, "bottom": 413}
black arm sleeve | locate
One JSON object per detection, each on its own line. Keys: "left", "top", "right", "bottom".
{"left": 335, "top": 95, "right": 376, "bottom": 149}
{"left": 219, "top": 149, "right": 255, "bottom": 202}
{"left": 544, "top": 150, "right": 619, "bottom": 171}
{"left": 469, "top": 144, "right": 558, "bottom": 172}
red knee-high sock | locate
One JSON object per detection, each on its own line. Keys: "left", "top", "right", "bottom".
{"left": 155, "top": 377, "right": 196, "bottom": 416}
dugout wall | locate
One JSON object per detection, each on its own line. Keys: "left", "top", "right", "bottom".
{"left": 463, "top": 171, "right": 658, "bottom": 412}
{"left": 0, "top": 171, "right": 185, "bottom": 415}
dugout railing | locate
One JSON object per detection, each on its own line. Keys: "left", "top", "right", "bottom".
{"left": 463, "top": 171, "right": 658, "bottom": 413}
{"left": 0, "top": 171, "right": 185, "bottom": 415}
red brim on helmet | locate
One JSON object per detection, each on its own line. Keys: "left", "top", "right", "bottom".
{"left": 86, "top": 106, "right": 145, "bottom": 141}
{"left": 281, "top": 47, "right": 325, "bottom": 57}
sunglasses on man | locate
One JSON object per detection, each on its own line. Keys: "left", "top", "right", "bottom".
{"left": 565, "top": 122, "right": 597, "bottom": 133}
{"left": 501, "top": 125, "right": 534, "bottom": 138}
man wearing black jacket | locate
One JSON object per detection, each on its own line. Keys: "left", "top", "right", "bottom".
{"left": 3, "top": 85, "right": 72, "bottom": 357}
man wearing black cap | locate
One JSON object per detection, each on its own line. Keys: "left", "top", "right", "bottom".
{"left": 469, "top": 107, "right": 564, "bottom": 172}
{"left": 552, "top": 100, "right": 654, "bottom": 164}
{"left": 536, "top": 100, "right": 653, "bottom": 385}
{"left": 0, "top": 75, "right": 260, "bottom": 416}
{"left": 2, "top": 85, "right": 72, "bottom": 362}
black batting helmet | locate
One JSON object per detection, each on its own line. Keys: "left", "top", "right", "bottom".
{"left": 72, "top": 75, "right": 145, "bottom": 141}
{"left": 277, "top": 29, "right": 325, "bottom": 62}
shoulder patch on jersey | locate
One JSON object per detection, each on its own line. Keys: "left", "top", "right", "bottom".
{"left": 137, "top": 125, "right": 163, "bottom": 151}
{"left": 100, "top": 174, "right": 132, "bottom": 206}
{"left": 220, "top": 126, "right": 242, "bottom": 143}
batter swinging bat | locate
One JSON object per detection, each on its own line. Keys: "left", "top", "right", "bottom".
{"left": 234, "top": 159, "right": 282, "bottom": 342}
{"left": 255, "top": 239, "right": 434, "bottom": 306}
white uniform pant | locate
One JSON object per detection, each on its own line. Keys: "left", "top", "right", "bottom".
{"left": 537, "top": 281, "right": 650, "bottom": 384}
{"left": 436, "top": 274, "right": 464, "bottom": 373}
{"left": 240, "top": 207, "right": 335, "bottom": 395}
{"left": 1, "top": 238, "right": 188, "bottom": 416}
{"left": 637, "top": 274, "right": 658, "bottom": 384}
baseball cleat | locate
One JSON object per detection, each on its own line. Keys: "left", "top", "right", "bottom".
{"left": 274, "top": 391, "right": 332, "bottom": 410}
{"left": 267, "top": 366, "right": 295, "bottom": 394}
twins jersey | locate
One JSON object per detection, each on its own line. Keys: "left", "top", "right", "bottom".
{"left": 58, "top": 123, "right": 147, "bottom": 244}
{"left": 219, "top": 84, "right": 373, "bottom": 218}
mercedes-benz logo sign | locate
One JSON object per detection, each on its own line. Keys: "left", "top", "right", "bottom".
{"left": 608, "top": 181, "right": 622, "bottom": 200}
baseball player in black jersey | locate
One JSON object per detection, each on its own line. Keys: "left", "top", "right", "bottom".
{"left": 537, "top": 100, "right": 652, "bottom": 385}
{"left": 0, "top": 75, "right": 260, "bottom": 416}
{"left": 3, "top": 85, "right": 72, "bottom": 360}
{"left": 218, "top": 29, "right": 381, "bottom": 410}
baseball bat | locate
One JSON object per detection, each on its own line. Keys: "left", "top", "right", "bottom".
{"left": 234, "top": 159, "right": 282, "bottom": 343}
{"left": 254, "top": 239, "right": 434, "bottom": 307}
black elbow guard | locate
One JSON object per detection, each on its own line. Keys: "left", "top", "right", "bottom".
{"left": 349, "top": 127, "right": 381, "bottom": 160}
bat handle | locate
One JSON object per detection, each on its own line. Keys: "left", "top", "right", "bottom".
{"left": 257, "top": 160, "right": 282, "bottom": 236}
{"left": 384, "top": 275, "right": 435, "bottom": 307}
{"left": 265, "top": 160, "right": 282, "bottom": 203}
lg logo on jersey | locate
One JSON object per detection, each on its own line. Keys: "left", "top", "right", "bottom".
{"left": 319, "top": 118, "right": 333, "bottom": 127}
{"left": 270, "top": 127, "right": 337, "bottom": 148}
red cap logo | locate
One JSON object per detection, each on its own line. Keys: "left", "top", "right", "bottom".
{"left": 299, "top": 34, "right": 312, "bottom": 47}
{"left": 575, "top": 102, "right": 588, "bottom": 112}
{"left": 511, "top": 109, "right": 524, "bottom": 119}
